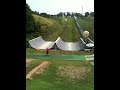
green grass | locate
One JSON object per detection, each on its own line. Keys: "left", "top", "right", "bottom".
{"left": 26, "top": 48, "right": 94, "bottom": 55}
{"left": 26, "top": 53, "right": 86, "bottom": 60}
{"left": 33, "top": 14, "right": 57, "bottom": 27}
{"left": 26, "top": 60, "right": 94, "bottom": 90}
{"left": 90, "top": 62, "right": 94, "bottom": 66}
{"left": 26, "top": 48, "right": 94, "bottom": 90}
{"left": 33, "top": 14, "right": 65, "bottom": 41}
{"left": 59, "top": 16, "right": 81, "bottom": 42}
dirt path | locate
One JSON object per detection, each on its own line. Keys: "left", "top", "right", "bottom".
{"left": 26, "top": 61, "right": 50, "bottom": 79}
{"left": 26, "top": 58, "right": 37, "bottom": 63}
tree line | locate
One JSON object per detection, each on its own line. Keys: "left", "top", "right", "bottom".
{"left": 31, "top": 11, "right": 94, "bottom": 18}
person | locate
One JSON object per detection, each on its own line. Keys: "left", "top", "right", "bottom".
{"left": 46, "top": 48, "right": 49, "bottom": 56}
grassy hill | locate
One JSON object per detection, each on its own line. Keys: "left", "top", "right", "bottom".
{"left": 33, "top": 14, "right": 65, "bottom": 41}
{"left": 33, "top": 14, "right": 57, "bottom": 27}
{"left": 32, "top": 14, "right": 94, "bottom": 42}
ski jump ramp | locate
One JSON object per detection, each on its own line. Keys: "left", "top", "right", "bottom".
{"left": 29, "top": 36, "right": 86, "bottom": 51}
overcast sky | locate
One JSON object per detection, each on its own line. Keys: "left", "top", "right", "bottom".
{"left": 26, "top": 0, "right": 94, "bottom": 15}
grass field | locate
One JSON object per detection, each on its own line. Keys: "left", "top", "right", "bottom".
{"left": 26, "top": 48, "right": 94, "bottom": 61}
{"left": 26, "top": 48, "right": 94, "bottom": 90}
{"left": 26, "top": 48, "right": 94, "bottom": 55}
{"left": 26, "top": 59, "right": 94, "bottom": 90}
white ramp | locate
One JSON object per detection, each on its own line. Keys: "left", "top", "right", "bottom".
{"left": 37, "top": 41, "right": 54, "bottom": 49}
{"left": 29, "top": 36, "right": 55, "bottom": 49}
{"left": 55, "top": 37, "right": 84, "bottom": 51}
{"left": 29, "top": 36, "right": 86, "bottom": 51}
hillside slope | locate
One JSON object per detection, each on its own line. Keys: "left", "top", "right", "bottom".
{"left": 32, "top": 14, "right": 94, "bottom": 42}
{"left": 33, "top": 14, "right": 65, "bottom": 41}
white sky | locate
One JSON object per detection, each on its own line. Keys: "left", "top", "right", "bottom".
{"left": 26, "top": 0, "right": 94, "bottom": 15}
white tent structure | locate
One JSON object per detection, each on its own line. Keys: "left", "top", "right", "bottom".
{"left": 29, "top": 36, "right": 55, "bottom": 50}
{"left": 28, "top": 36, "right": 86, "bottom": 51}
{"left": 55, "top": 37, "right": 82, "bottom": 51}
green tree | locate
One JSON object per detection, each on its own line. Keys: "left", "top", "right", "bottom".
{"left": 74, "top": 12, "right": 83, "bottom": 17}
{"left": 84, "top": 12, "right": 89, "bottom": 17}
{"left": 66, "top": 12, "right": 71, "bottom": 16}
{"left": 26, "top": 3, "right": 35, "bottom": 34}
{"left": 57, "top": 12, "right": 63, "bottom": 17}
{"left": 90, "top": 12, "right": 94, "bottom": 17}
{"left": 40, "top": 13, "right": 50, "bottom": 18}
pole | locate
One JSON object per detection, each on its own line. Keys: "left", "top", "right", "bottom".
{"left": 82, "top": 5, "right": 83, "bottom": 15}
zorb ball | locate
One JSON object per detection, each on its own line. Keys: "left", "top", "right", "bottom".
{"left": 83, "top": 31, "right": 89, "bottom": 38}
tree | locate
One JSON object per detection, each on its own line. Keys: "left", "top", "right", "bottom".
{"left": 32, "top": 11, "right": 40, "bottom": 15}
{"left": 26, "top": 3, "right": 35, "bottom": 34}
{"left": 71, "top": 12, "right": 75, "bottom": 17}
{"left": 63, "top": 12, "right": 66, "bottom": 17}
{"left": 66, "top": 12, "right": 71, "bottom": 16}
{"left": 90, "top": 12, "right": 94, "bottom": 17}
{"left": 74, "top": 12, "right": 83, "bottom": 17}
{"left": 40, "top": 13, "right": 50, "bottom": 18}
{"left": 57, "top": 12, "right": 63, "bottom": 17}
{"left": 84, "top": 12, "right": 89, "bottom": 17}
